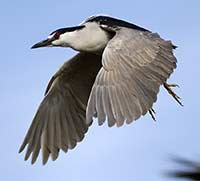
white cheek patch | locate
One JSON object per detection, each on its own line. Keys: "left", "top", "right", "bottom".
{"left": 51, "top": 39, "right": 60, "bottom": 46}
{"left": 48, "top": 34, "right": 55, "bottom": 39}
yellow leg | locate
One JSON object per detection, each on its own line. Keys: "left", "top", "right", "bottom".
{"left": 163, "top": 83, "right": 183, "bottom": 106}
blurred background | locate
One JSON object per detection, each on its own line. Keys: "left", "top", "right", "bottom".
{"left": 0, "top": 0, "right": 200, "bottom": 180}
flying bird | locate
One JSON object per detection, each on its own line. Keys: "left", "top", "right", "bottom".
{"left": 19, "top": 15, "right": 182, "bottom": 164}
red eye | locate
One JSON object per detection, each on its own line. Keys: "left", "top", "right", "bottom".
{"left": 54, "top": 32, "right": 60, "bottom": 39}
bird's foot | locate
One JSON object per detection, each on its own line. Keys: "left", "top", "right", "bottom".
{"left": 149, "top": 108, "right": 156, "bottom": 121}
{"left": 163, "top": 83, "right": 183, "bottom": 106}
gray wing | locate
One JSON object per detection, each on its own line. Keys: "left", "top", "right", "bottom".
{"left": 19, "top": 52, "right": 102, "bottom": 164}
{"left": 86, "top": 27, "right": 177, "bottom": 127}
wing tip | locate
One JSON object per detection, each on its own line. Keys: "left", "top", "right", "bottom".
{"left": 24, "top": 150, "right": 32, "bottom": 161}
{"left": 31, "top": 158, "right": 37, "bottom": 165}
{"left": 172, "top": 44, "right": 178, "bottom": 49}
{"left": 18, "top": 145, "right": 25, "bottom": 154}
{"left": 18, "top": 138, "right": 28, "bottom": 153}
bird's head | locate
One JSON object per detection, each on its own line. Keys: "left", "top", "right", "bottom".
{"left": 31, "top": 25, "right": 86, "bottom": 49}
{"left": 31, "top": 20, "right": 111, "bottom": 52}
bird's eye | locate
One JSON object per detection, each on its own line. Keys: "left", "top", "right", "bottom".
{"left": 54, "top": 32, "right": 60, "bottom": 39}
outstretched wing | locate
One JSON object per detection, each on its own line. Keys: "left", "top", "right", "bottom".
{"left": 86, "top": 27, "right": 177, "bottom": 127}
{"left": 19, "top": 52, "right": 102, "bottom": 164}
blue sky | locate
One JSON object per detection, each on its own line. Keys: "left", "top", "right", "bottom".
{"left": 1, "top": 0, "right": 200, "bottom": 180}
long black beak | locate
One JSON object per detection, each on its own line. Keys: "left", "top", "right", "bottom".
{"left": 31, "top": 38, "right": 54, "bottom": 49}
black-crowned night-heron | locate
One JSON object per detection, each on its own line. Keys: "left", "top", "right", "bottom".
{"left": 19, "top": 15, "right": 182, "bottom": 164}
